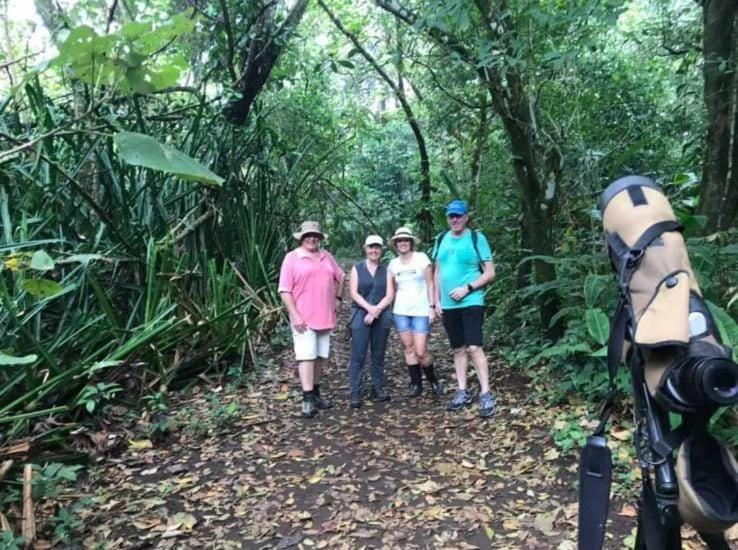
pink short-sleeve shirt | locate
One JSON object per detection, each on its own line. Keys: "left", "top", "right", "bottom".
{"left": 278, "top": 248, "right": 345, "bottom": 330}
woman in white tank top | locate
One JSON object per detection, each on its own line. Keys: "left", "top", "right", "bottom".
{"left": 388, "top": 227, "right": 444, "bottom": 398}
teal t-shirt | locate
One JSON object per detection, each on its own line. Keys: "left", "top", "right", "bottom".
{"left": 432, "top": 229, "right": 493, "bottom": 310}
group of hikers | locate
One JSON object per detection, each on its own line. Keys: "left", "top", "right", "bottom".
{"left": 277, "top": 199, "right": 497, "bottom": 419}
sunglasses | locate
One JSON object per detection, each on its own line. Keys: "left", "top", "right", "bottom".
{"left": 302, "top": 234, "right": 323, "bottom": 241}
{"left": 395, "top": 238, "right": 412, "bottom": 244}
{"left": 366, "top": 244, "right": 383, "bottom": 249}
{"left": 447, "top": 213, "right": 464, "bottom": 220}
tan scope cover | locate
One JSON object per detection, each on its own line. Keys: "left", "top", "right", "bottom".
{"left": 602, "top": 185, "right": 702, "bottom": 395}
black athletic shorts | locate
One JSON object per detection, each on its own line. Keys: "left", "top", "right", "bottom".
{"left": 441, "top": 305, "right": 484, "bottom": 349}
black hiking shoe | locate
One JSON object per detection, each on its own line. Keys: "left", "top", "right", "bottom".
{"left": 447, "top": 389, "right": 472, "bottom": 411}
{"left": 302, "top": 394, "right": 317, "bottom": 418}
{"left": 349, "top": 395, "right": 362, "bottom": 409}
{"left": 313, "top": 386, "right": 332, "bottom": 410}
{"left": 370, "top": 387, "right": 391, "bottom": 402}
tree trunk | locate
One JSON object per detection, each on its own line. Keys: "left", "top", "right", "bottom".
{"left": 469, "top": 98, "right": 488, "bottom": 213}
{"left": 697, "top": 0, "right": 737, "bottom": 232}
{"left": 474, "top": 0, "right": 562, "bottom": 337}
{"left": 224, "top": 0, "right": 309, "bottom": 125}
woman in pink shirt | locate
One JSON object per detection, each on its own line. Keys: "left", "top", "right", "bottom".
{"left": 278, "top": 221, "right": 345, "bottom": 418}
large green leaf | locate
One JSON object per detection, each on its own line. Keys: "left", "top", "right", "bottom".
{"left": 114, "top": 132, "right": 224, "bottom": 186}
{"left": 22, "top": 278, "right": 64, "bottom": 298}
{"left": 586, "top": 308, "right": 610, "bottom": 345}
{"left": 584, "top": 274, "right": 607, "bottom": 308}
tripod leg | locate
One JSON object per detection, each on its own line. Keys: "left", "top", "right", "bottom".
{"left": 634, "top": 519, "right": 647, "bottom": 549}
{"left": 664, "top": 522, "right": 682, "bottom": 550}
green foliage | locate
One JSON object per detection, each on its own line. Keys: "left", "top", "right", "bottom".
{"left": 75, "top": 382, "right": 123, "bottom": 413}
{"left": 708, "top": 300, "right": 738, "bottom": 361}
{"left": 49, "top": 11, "right": 195, "bottom": 94}
{"left": 0, "top": 531, "right": 25, "bottom": 549}
{"left": 551, "top": 410, "right": 589, "bottom": 453}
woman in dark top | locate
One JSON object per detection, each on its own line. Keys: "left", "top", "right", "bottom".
{"left": 347, "top": 235, "right": 395, "bottom": 408}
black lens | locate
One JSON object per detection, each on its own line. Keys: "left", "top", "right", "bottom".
{"left": 658, "top": 355, "right": 738, "bottom": 412}
{"left": 701, "top": 358, "right": 738, "bottom": 405}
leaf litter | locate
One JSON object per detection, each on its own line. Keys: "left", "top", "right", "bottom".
{"left": 71, "top": 301, "right": 646, "bottom": 548}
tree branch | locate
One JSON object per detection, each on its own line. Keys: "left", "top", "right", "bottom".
{"left": 105, "top": 0, "right": 119, "bottom": 33}
{"left": 218, "top": 0, "right": 238, "bottom": 82}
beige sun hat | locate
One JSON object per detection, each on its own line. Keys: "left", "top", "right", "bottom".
{"left": 293, "top": 221, "right": 327, "bottom": 241}
{"left": 390, "top": 226, "right": 421, "bottom": 246}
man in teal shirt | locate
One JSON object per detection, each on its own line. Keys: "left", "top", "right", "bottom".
{"left": 432, "top": 199, "right": 497, "bottom": 418}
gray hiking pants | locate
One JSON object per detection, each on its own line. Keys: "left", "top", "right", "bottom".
{"left": 348, "top": 310, "right": 391, "bottom": 398}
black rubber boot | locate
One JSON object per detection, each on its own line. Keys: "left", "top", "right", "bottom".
{"left": 424, "top": 364, "right": 444, "bottom": 397}
{"left": 407, "top": 364, "right": 422, "bottom": 398}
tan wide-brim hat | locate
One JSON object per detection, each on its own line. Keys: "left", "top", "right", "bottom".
{"left": 390, "top": 226, "right": 421, "bottom": 246}
{"left": 293, "top": 221, "right": 327, "bottom": 241}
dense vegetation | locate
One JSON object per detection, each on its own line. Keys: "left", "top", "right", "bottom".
{"left": 0, "top": 0, "right": 737, "bottom": 543}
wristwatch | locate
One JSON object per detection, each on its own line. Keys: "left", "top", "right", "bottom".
{"left": 467, "top": 283, "right": 474, "bottom": 292}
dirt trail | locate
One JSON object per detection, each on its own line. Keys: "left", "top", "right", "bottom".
{"left": 74, "top": 299, "right": 640, "bottom": 549}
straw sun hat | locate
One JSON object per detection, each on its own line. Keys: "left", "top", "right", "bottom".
{"left": 293, "top": 221, "right": 327, "bottom": 241}
{"left": 390, "top": 226, "right": 421, "bottom": 246}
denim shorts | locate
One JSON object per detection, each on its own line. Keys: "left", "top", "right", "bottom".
{"left": 393, "top": 314, "right": 430, "bottom": 335}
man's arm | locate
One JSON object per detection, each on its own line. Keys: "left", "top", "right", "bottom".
{"left": 450, "top": 261, "right": 495, "bottom": 301}
{"left": 280, "top": 291, "right": 306, "bottom": 333}
{"left": 330, "top": 254, "right": 345, "bottom": 306}
{"left": 470, "top": 261, "right": 495, "bottom": 290}
{"left": 335, "top": 276, "right": 345, "bottom": 303}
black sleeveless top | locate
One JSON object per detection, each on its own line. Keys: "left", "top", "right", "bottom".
{"left": 351, "top": 261, "right": 391, "bottom": 325}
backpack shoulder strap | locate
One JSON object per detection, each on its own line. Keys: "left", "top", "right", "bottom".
{"left": 431, "top": 230, "right": 449, "bottom": 263}
{"left": 471, "top": 230, "right": 485, "bottom": 273}
{"left": 471, "top": 230, "right": 482, "bottom": 260}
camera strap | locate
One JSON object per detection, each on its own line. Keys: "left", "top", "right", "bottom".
{"left": 577, "top": 300, "right": 627, "bottom": 549}
{"left": 578, "top": 434, "right": 612, "bottom": 550}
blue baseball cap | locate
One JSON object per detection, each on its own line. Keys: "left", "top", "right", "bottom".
{"left": 445, "top": 199, "right": 469, "bottom": 216}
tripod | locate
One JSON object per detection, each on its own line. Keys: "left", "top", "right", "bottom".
{"left": 631, "top": 364, "right": 731, "bottom": 550}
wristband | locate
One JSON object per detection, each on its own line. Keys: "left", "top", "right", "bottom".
{"left": 467, "top": 283, "right": 474, "bottom": 292}
{"left": 336, "top": 295, "right": 343, "bottom": 302}
{"left": 429, "top": 304, "right": 435, "bottom": 308}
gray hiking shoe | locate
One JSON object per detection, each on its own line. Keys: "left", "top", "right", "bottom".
{"left": 447, "top": 389, "right": 472, "bottom": 411}
{"left": 302, "top": 395, "right": 317, "bottom": 418}
{"left": 479, "top": 392, "right": 497, "bottom": 418}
